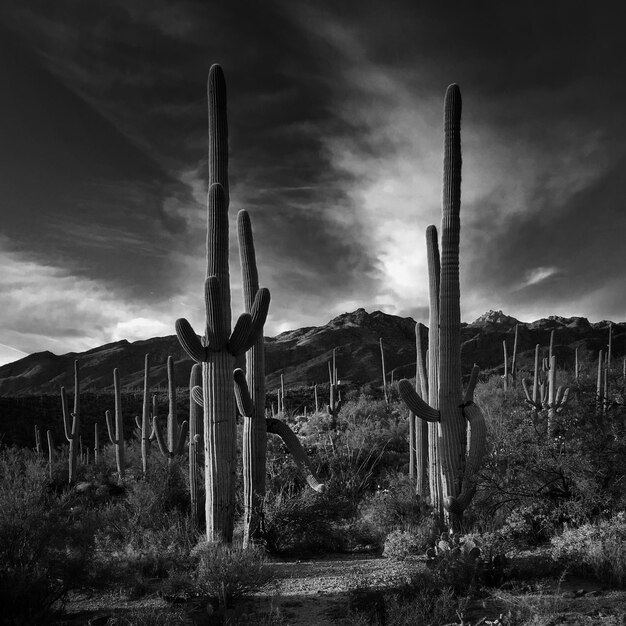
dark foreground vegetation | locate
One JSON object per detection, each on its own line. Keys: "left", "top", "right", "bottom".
{"left": 1, "top": 356, "right": 625, "bottom": 625}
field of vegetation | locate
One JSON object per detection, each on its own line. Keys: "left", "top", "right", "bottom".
{"left": 1, "top": 356, "right": 625, "bottom": 625}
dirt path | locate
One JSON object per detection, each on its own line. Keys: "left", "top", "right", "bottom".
{"left": 61, "top": 553, "right": 626, "bottom": 625}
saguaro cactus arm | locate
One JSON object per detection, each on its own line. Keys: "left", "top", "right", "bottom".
{"left": 152, "top": 415, "right": 188, "bottom": 458}
{"left": 266, "top": 418, "right": 325, "bottom": 493}
{"left": 105, "top": 410, "right": 118, "bottom": 444}
{"left": 462, "top": 364, "right": 480, "bottom": 405}
{"left": 177, "top": 275, "right": 270, "bottom": 362}
{"left": 233, "top": 368, "right": 254, "bottom": 417}
{"left": 398, "top": 380, "right": 440, "bottom": 422}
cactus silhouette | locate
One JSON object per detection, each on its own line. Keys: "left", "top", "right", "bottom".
{"left": 153, "top": 356, "right": 188, "bottom": 463}
{"left": 188, "top": 363, "right": 202, "bottom": 527}
{"left": 105, "top": 368, "right": 125, "bottom": 480}
{"left": 61, "top": 360, "right": 80, "bottom": 484}
{"left": 175, "top": 65, "right": 269, "bottom": 542}
{"left": 399, "top": 85, "right": 486, "bottom": 524}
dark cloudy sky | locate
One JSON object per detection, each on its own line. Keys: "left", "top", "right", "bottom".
{"left": 0, "top": 1, "right": 624, "bottom": 365}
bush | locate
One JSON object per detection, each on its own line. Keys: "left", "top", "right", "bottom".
{"left": 550, "top": 512, "right": 626, "bottom": 587}
{"left": 262, "top": 486, "right": 348, "bottom": 555}
{"left": 348, "top": 568, "right": 464, "bottom": 625}
{"left": 0, "top": 445, "right": 97, "bottom": 623}
{"left": 357, "top": 472, "right": 435, "bottom": 546}
{"left": 383, "top": 529, "right": 424, "bottom": 560}
{"left": 473, "top": 371, "right": 626, "bottom": 531}
{"left": 191, "top": 542, "right": 271, "bottom": 607}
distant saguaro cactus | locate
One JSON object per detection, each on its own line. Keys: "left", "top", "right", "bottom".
{"left": 327, "top": 348, "right": 342, "bottom": 422}
{"left": 61, "top": 360, "right": 81, "bottom": 484}
{"left": 399, "top": 85, "right": 486, "bottom": 524}
{"left": 188, "top": 363, "right": 202, "bottom": 527}
{"left": 105, "top": 368, "right": 125, "bottom": 480}
{"left": 153, "top": 356, "right": 188, "bottom": 463}
{"left": 133, "top": 354, "right": 153, "bottom": 475}
{"left": 175, "top": 65, "right": 270, "bottom": 543}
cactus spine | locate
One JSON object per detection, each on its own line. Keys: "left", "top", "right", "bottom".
{"left": 399, "top": 85, "right": 486, "bottom": 524}
{"left": 61, "top": 360, "right": 80, "bottom": 484}
{"left": 105, "top": 368, "right": 125, "bottom": 480}
{"left": 175, "top": 65, "right": 269, "bottom": 542}
{"left": 153, "top": 356, "right": 189, "bottom": 462}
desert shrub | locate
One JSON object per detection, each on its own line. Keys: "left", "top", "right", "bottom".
{"left": 357, "top": 472, "right": 434, "bottom": 544}
{"left": 383, "top": 529, "right": 424, "bottom": 560}
{"left": 0, "top": 445, "right": 97, "bottom": 623}
{"left": 348, "top": 568, "right": 464, "bottom": 626}
{"left": 107, "top": 607, "right": 192, "bottom": 625}
{"left": 424, "top": 529, "right": 513, "bottom": 591}
{"left": 94, "top": 504, "right": 198, "bottom": 583}
{"left": 473, "top": 372, "right": 626, "bottom": 532}
{"left": 191, "top": 542, "right": 271, "bottom": 607}
{"left": 550, "top": 512, "right": 626, "bottom": 587}
{"left": 262, "top": 486, "right": 348, "bottom": 554}
{"left": 381, "top": 515, "right": 440, "bottom": 560}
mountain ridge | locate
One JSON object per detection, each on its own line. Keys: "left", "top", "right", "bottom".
{"left": 0, "top": 308, "right": 622, "bottom": 396}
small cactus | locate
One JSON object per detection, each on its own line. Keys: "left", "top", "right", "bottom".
{"left": 61, "top": 360, "right": 81, "bottom": 484}
{"left": 105, "top": 368, "right": 125, "bottom": 480}
{"left": 153, "top": 356, "right": 188, "bottom": 463}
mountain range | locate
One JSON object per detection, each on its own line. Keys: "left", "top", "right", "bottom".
{"left": 0, "top": 309, "right": 621, "bottom": 397}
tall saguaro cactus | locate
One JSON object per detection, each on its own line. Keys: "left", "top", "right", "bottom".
{"left": 61, "top": 360, "right": 80, "bottom": 484}
{"left": 238, "top": 209, "right": 269, "bottom": 545}
{"left": 399, "top": 85, "right": 486, "bottom": 524}
{"left": 230, "top": 210, "right": 324, "bottom": 546}
{"left": 175, "top": 65, "right": 269, "bottom": 543}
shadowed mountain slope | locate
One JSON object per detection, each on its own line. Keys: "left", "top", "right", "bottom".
{"left": 0, "top": 308, "right": 622, "bottom": 397}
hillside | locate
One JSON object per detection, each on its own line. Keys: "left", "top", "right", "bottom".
{"left": 0, "top": 308, "right": 621, "bottom": 397}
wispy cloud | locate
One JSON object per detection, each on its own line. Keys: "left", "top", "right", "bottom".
{"left": 0, "top": 1, "right": 624, "bottom": 365}
{"left": 517, "top": 266, "right": 561, "bottom": 290}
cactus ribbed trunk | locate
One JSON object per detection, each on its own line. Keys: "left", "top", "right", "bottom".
{"left": 239, "top": 211, "right": 268, "bottom": 547}
{"left": 414, "top": 322, "right": 429, "bottom": 498}
{"left": 94, "top": 422, "right": 99, "bottom": 464}
{"left": 189, "top": 363, "right": 202, "bottom": 527}
{"left": 61, "top": 360, "right": 80, "bottom": 485}
{"left": 47, "top": 430, "right": 54, "bottom": 480}
{"left": 113, "top": 368, "right": 125, "bottom": 479}
{"left": 141, "top": 354, "right": 150, "bottom": 475}
{"left": 438, "top": 85, "right": 467, "bottom": 521}
{"left": 203, "top": 352, "right": 236, "bottom": 542}
{"left": 398, "top": 85, "right": 486, "bottom": 527}
{"left": 408, "top": 410, "right": 415, "bottom": 479}
{"left": 426, "top": 225, "right": 443, "bottom": 516}
{"left": 167, "top": 356, "right": 178, "bottom": 465}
